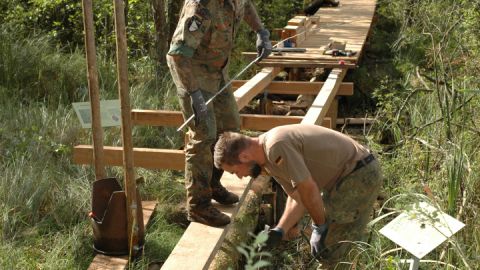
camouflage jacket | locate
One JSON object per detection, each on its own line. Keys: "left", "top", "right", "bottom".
{"left": 168, "top": 0, "right": 252, "bottom": 73}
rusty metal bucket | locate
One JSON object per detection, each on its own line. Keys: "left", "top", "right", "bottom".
{"left": 90, "top": 177, "right": 145, "bottom": 256}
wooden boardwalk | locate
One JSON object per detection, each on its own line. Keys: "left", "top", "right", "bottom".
{"left": 74, "top": 0, "right": 378, "bottom": 269}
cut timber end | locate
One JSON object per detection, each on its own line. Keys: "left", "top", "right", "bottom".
{"left": 161, "top": 173, "right": 253, "bottom": 270}
{"left": 87, "top": 201, "right": 157, "bottom": 270}
{"left": 234, "top": 67, "right": 280, "bottom": 110}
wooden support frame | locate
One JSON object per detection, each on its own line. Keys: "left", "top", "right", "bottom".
{"left": 234, "top": 67, "right": 280, "bottom": 110}
{"left": 242, "top": 52, "right": 357, "bottom": 62}
{"left": 232, "top": 80, "right": 353, "bottom": 96}
{"left": 257, "top": 59, "right": 356, "bottom": 69}
{"left": 302, "top": 68, "right": 347, "bottom": 125}
{"left": 73, "top": 115, "right": 332, "bottom": 170}
{"left": 131, "top": 110, "right": 331, "bottom": 130}
{"left": 74, "top": 146, "right": 185, "bottom": 170}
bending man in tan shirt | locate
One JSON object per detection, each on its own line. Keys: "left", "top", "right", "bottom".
{"left": 213, "top": 124, "right": 382, "bottom": 268}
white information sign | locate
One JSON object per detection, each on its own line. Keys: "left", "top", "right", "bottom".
{"left": 72, "top": 100, "right": 121, "bottom": 128}
{"left": 380, "top": 202, "right": 465, "bottom": 259}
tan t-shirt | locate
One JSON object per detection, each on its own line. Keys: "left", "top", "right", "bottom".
{"left": 259, "top": 124, "right": 370, "bottom": 194}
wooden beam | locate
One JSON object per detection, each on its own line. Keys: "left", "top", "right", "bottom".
{"left": 242, "top": 51, "right": 357, "bottom": 62}
{"left": 257, "top": 59, "right": 356, "bottom": 69}
{"left": 131, "top": 110, "right": 331, "bottom": 130}
{"left": 74, "top": 145, "right": 185, "bottom": 170}
{"left": 231, "top": 80, "right": 353, "bottom": 96}
{"left": 87, "top": 201, "right": 157, "bottom": 270}
{"left": 234, "top": 67, "right": 280, "bottom": 110}
{"left": 241, "top": 114, "right": 331, "bottom": 130}
{"left": 302, "top": 69, "right": 347, "bottom": 125}
{"left": 74, "top": 114, "right": 330, "bottom": 170}
{"left": 132, "top": 109, "right": 183, "bottom": 126}
{"left": 161, "top": 173, "right": 254, "bottom": 270}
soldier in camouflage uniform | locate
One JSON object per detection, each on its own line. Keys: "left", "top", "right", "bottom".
{"left": 166, "top": 0, "right": 272, "bottom": 227}
{"left": 213, "top": 124, "right": 382, "bottom": 269}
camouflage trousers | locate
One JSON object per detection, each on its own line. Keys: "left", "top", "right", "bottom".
{"left": 177, "top": 78, "right": 240, "bottom": 211}
{"left": 318, "top": 159, "right": 382, "bottom": 269}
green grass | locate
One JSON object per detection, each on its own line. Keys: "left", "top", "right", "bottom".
{"left": 0, "top": 25, "right": 186, "bottom": 268}
{"left": 1, "top": 0, "right": 480, "bottom": 269}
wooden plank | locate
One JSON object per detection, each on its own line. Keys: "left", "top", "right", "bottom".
{"left": 257, "top": 59, "right": 356, "bottom": 69}
{"left": 241, "top": 114, "right": 331, "bottom": 131}
{"left": 130, "top": 110, "right": 332, "bottom": 129}
{"left": 161, "top": 173, "right": 254, "bottom": 270}
{"left": 234, "top": 67, "right": 280, "bottom": 110}
{"left": 232, "top": 80, "right": 354, "bottom": 96}
{"left": 326, "top": 97, "right": 339, "bottom": 129}
{"left": 287, "top": 16, "right": 306, "bottom": 26}
{"left": 132, "top": 109, "right": 183, "bottom": 126}
{"left": 242, "top": 51, "right": 357, "bottom": 62}
{"left": 74, "top": 146, "right": 185, "bottom": 170}
{"left": 88, "top": 255, "right": 128, "bottom": 270}
{"left": 81, "top": 0, "right": 106, "bottom": 180}
{"left": 302, "top": 68, "right": 347, "bottom": 125}
{"left": 88, "top": 201, "right": 158, "bottom": 270}
{"left": 74, "top": 115, "right": 328, "bottom": 169}
{"left": 113, "top": 0, "right": 140, "bottom": 252}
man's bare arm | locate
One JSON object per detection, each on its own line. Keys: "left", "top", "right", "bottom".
{"left": 276, "top": 190, "right": 306, "bottom": 234}
{"left": 296, "top": 177, "right": 326, "bottom": 225}
{"left": 166, "top": 54, "right": 199, "bottom": 92}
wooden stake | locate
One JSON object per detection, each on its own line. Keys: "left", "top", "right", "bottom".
{"left": 113, "top": 0, "right": 139, "bottom": 256}
{"left": 81, "top": 0, "right": 106, "bottom": 180}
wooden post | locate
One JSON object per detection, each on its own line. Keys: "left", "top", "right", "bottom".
{"left": 81, "top": 0, "right": 106, "bottom": 180}
{"left": 113, "top": 0, "right": 139, "bottom": 257}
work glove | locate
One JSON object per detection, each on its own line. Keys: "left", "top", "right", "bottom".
{"left": 189, "top": 89, "right": 208, "bottom": 126}
{"left": 256, "top": 29, "right": 272, "bottom": 61}
{"left": 262, "top": 225, "right": 284, "bottom": 249}
{"left": 310, "top": 222, "right": 329, "bottom": 259}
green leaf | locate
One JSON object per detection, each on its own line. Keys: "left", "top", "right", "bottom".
{"left": 254, "top": 230, "right": 269, "bottom": 245}
{"left": 251, "top": 260, "right": 271, "bottom": 269}
{"left": 236, "top": 246, "right": 249, "bottom": 259}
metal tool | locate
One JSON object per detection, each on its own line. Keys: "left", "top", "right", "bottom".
{"left": 272, "top": 48, "right": 307, "bottom": 53}
{"left": 176, "top": 55, "right": 262, "bottom": 132}
{"left": 176, "top": 30, "right": 312, "bottom": 132}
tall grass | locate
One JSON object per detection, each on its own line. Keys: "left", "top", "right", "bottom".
{"left": 0, "top": 23, "right": 186, "bottom": 268}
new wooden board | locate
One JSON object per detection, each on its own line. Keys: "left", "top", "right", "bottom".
{"left": 232, "top": 80, "right": 353, "bottom": 96}
{"left": 302, "top": 69, "right": 347, "bottom": 125}
{"left": 161, "top": 173, "right": 256, "bottom": 270}
{"left": 130, "top": 110, "right": 331, "bottom": 129}
{"left": 234, "top": 67, "right": 280, "bottom": 110}
{"left": 74, "top": 146, "right": 185, "bottom": 170}
{"left": 88, "top": 201, "right": 157, "bottom": 270}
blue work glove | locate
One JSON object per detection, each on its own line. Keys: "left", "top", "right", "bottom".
{"left": 189, "top": 89, "right": 208, "bottom": 126}
{"left": 256, "top": 29, "right": 272, "bottom": 61}
{"left": 262, "top": 225, "right": 284, "bottom": 249}
{"left": 310, "top": 223, "right": 329, "bottom": 258}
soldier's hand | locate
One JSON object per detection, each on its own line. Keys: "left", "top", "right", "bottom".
{"left": 256, "top": 29, "right": 272, "bottom": 61}
{"left": 262, "top": 225, "right": 283, "bottom": 249}
{"left": 310, "top": 223, "right": 329, "bottom": 259}
{"left": 190, "top": 89, "right": 208, "bottom": 126}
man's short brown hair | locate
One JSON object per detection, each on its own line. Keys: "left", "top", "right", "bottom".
{"left": 214, "top": 132, "right": 250, "bottom": 168}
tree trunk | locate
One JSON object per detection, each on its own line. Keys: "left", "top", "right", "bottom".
{"left": 152, "top": 0, "right": 168, "bottom": 67}
{"left": 167, "top": 0, "right": 184, "bottom": 45}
